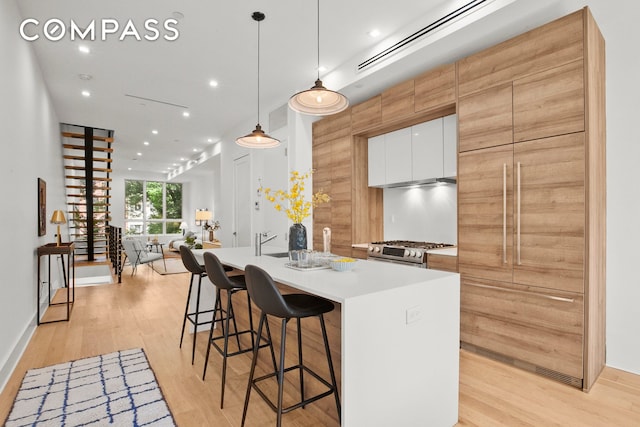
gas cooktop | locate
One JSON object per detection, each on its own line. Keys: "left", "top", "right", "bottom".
{"left": 370, "top": 241, "right": 454, "bottom": 250}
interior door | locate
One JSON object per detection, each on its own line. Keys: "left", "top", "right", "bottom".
{"left": 512, "top": 133, "right": 585, "bottom": 293}
{"left": 233, "top": 155, "right": 251, "bottom": 248}
{"left": 458, "top": 144, "right": 514, "bottom": 282}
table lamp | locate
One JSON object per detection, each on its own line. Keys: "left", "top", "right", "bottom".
{"left": 195, "top": 209, "right": 212, "bottom": 241}
{"left": 179, "top": 222, "right": 188, "bottom": 236}
{"left": 50, "top": 210, "right": 66, "bottom": 246}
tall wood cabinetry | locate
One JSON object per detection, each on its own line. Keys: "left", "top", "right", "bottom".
{"left": 456, "top": 8, "right": 605, "bottom": 390}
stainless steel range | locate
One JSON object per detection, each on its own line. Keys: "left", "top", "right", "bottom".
{"left": 368, "top": 240, "right": 454, "bottom": 267}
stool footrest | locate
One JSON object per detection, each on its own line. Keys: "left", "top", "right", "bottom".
{"left": 251, "top": 364, "right": 336, "bottom": 415}
{"left": 186, "top": 309, "right": 215, "bottom": 327}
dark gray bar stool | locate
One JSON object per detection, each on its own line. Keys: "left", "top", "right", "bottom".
{"left": 202, "top": 252, "right": 275, "bottom": 409}
{"left": 241, "top": 264, "right": 341, "bottom": 427}
{"left": 179, "top": 245, "right": 215, "bottom": 364}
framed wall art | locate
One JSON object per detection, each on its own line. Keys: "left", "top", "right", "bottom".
{"left": 38, "top": 178, "right": 46, "bottom": 236}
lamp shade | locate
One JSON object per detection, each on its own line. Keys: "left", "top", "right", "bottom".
{"left": 179, "top": 222, "right": 188, "bottom": 230}
{"left": 235, "top": 12, "right": 280, "bottom": 149}
{"left": 50, "top": 210, "right": 66, "bottom": 224}
{"left": 195, "top": 210, "right": 212, "bottom": 221}
{"left": 288, "top": 79, "right": 349, "bottom": 116}
{"left": 236, "top": 124, "right": 280, "bottom": 149}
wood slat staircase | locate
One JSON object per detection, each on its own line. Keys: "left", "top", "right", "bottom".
{"left": 61, "top": 125, "right": 115, "bottom": 261}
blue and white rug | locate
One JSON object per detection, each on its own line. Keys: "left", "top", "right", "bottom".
{"left": 5, "top": 348, "right": 176, "bottom": 426}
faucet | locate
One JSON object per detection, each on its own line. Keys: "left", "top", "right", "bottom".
{"left": 255, "top": 232, "right": 278, "bottom": 256}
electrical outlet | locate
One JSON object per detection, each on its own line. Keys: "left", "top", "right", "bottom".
{"left": 406, "top": 306, "right": 422, "bottom": 324}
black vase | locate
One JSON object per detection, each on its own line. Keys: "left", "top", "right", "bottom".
{"left": 288, "top": 223, "right": 307, "bottom": 251}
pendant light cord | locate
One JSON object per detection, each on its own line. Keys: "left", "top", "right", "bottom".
{"left": 257, "top": 17, "right": 261, "bottom": 124}
{"left": 316, "top": 0, "right": 320, "bottom": 80}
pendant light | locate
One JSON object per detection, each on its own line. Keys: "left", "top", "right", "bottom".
{"left": 236, "top": 12, "right": 280, "bottom": 149}
{"left": 288, "top": 0, "right": 349, "bottom": 116}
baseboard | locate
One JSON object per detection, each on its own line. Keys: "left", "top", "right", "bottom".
{"left": 0, "top": 313, "right": 37, "bottom": 393}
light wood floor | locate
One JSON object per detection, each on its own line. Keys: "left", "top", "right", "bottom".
{"left": 1, "top": 263, "right": 639, "bottom": 426}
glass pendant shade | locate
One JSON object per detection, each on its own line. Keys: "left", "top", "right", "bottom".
{"left": 289, "top": 79, "right": 349, "bottom": 116}
{"left": 235, "top": 124, "right": 280, "bottom": 148}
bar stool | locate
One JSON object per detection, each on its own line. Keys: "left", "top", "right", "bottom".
{"left": 202, "top": 252, "right": 276, "bottom": 408}
{"left": 179, "top": 245, "right": 215, "bottom": 364}
{"left": 241, "top": 264, "right": 341, "bottom": 427}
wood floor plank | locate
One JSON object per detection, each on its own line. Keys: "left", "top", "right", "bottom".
{"left": 1, "top": 262, "right": 639, "bottom": 426}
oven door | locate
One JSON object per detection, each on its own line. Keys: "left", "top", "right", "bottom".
{"left": 368, "top": 256, "right": 426, "bottom": 268}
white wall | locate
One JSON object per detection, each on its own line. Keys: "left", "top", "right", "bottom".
{"left": 383, "top": 185, "right": 457, "bottom": 244}
{"left": 0, "top": 0, "right": 67, "bottom": 389}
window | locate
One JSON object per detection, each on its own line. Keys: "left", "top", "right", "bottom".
{"left": 125, "top": 180, "right": 183, "bottom": 235}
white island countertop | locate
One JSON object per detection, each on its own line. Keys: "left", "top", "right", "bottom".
{"left": 194, "top": 246, "right": 455, "bottom": 304}
{"left": 194, "top": 246, "right": 460, "bottom": 427}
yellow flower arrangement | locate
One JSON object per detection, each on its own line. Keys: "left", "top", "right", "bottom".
{"left": 262, "top": 170, "right": 330, "bottom": 224}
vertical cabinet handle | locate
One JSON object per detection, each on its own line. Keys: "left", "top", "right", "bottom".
{"left": 503, "top": 163, "right": 507, "bottom": 264}
{"left": 517, "top": 162, "right": 521, "bottom": 266}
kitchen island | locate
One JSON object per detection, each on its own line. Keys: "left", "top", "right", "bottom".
{"left": 194, "top": 247, "right": 459, "bottom": 427}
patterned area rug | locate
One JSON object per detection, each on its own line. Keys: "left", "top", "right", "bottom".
{"left": 5, "top": 348, "right": 175, "bottom": 426}
{"left": 151, "top": 258, "right": 188, "bottom": 275}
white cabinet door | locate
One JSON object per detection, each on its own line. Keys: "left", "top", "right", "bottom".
{"left": 385, "top": 127, "right": 413, "bottom": 184}
{"left": 412, "top": 118, "right": 443, "bottom": 181}
{"left": 443, "top": 114, "right": 458, "bottom": 177}
{"left": 367, "top": 135, "right": 386, "bottom": 186}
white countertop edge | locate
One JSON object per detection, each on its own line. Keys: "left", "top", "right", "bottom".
{"left": 426, "top": 247, "right": 458, "bottom": 256}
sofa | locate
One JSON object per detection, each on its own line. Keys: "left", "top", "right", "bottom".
{"left": 168, "top": 230, "right": 202, "bottom": 251}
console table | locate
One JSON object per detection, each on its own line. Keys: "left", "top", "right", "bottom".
{"left": 37, "top": 242, "right": 75, "bottom": 324}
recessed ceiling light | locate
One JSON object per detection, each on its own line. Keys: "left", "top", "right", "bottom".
{"left": 152, "top": 129, "right": 158, "bottom": 135}
{"left": 137, "top": 152, "right": 142, "bottom": 156}
{"left": 183, "top": 111, "right": 190, "bottom": 117}
{"left": 368, "top": 29, "right": 381, "bottom": 38}
{"left": 207, "top": 138, "right": 213, "bottom": 143}
{"left": 172, "top": 163, "right": 178, "bottom": 166}
{"left": 209, "top": 80, "right": 219, "bottom": 88}
{"left": 193, "top": 148, "right": 199, "bottom": 152}
{"left": 78, "top": 45, "right": 90, "bottom": 54}
{"left": 81, "top": 90, "right": 91, "bottom": 97}
{"left": 78, "top": 73, "right": 92, "bottom": 81}
{"left": 128, "top": 167, "right": 132, "bottom": 171}
{"left": 172, "top": 11, "right": 184, "bottom": 20}
{"left": 143, "top": 141, "right": 149, "bottom": 146}
{"left": 180, "top": 158, "right": 185, "bottom": 161}
{"left": 318, "top": 66, "right": 327, "bottom": 73}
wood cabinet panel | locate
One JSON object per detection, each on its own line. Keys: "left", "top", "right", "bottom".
{"left": 458, "top": 83, "right": 513, "bottom": 152}
{"left": 461, "top": 278, "right": 583, "bottom": 379}
{"left": 414, "top": 63, "right": 456, "bottom": 113}
{"left": 513, "top": 134, "right": 585, "bottom": 293}
{"left": 514, "top": 59, "right": 585, "bottom": 142}
{"left": 427, "top": 254, "right": 458, "bottom": 273}
{"left": 458, "top": 144, "right": 514, "bottom": 283}
{"left": 457, "top": 10, "right": 584, "bottom": 97}
{"left": 352, "top": 96, "right": 381, "bottom": 134}
{"left": 381, "top": 80, "right": 415, "bottom": 124}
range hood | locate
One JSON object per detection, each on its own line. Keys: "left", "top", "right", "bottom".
{"left": 373, "top": 177, "right": 456, "bottom": 189}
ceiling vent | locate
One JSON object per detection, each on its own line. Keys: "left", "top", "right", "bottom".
{"left": 357, "top": 0, "right": 490, "bottom": 72}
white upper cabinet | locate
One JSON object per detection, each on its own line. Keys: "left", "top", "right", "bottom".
{"left": 412, "top": 118, "right": 444, "bottom": 181}
{"left": 367, "top": 135, "right": 386, "bottom": 187}
{"left": 443, "top": 114, "right": 458, "bottom": 178}
{"left": 367, "top": 114, "right": 457, "bottom": 187}
{"left": 385, "top": 128, "right": 413, "bottom": 184}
